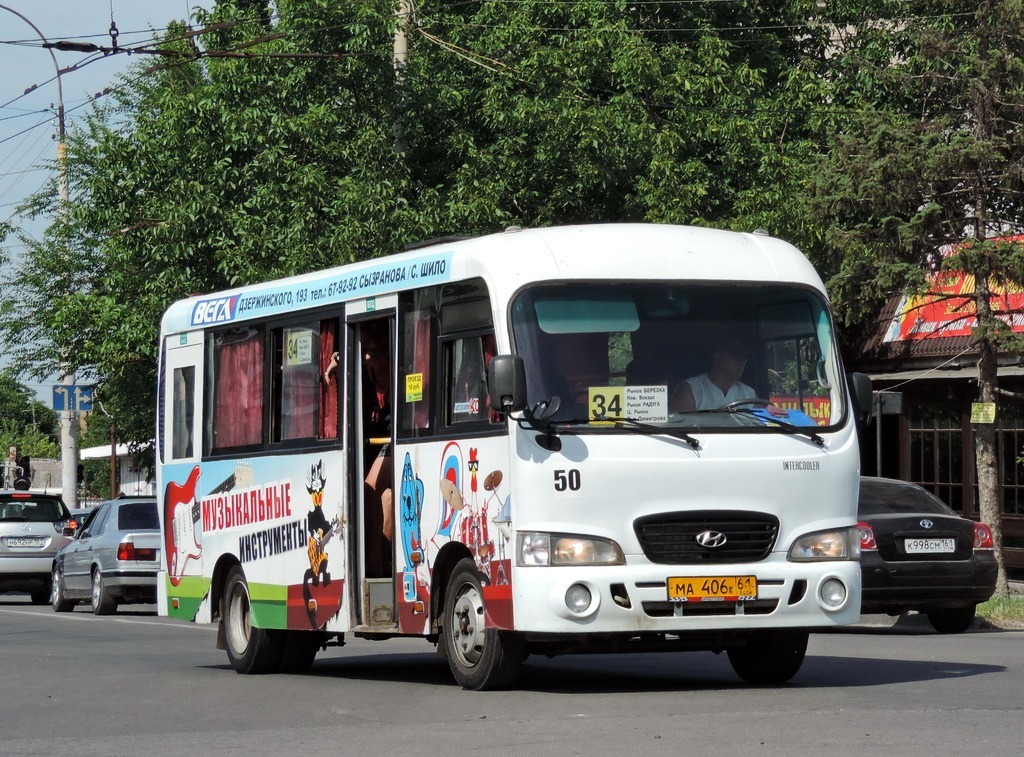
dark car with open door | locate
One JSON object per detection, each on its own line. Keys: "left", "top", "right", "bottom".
{"left": 858, "top": 476, "right": 997, "bottom": 633}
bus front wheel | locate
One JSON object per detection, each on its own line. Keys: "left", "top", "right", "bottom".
{"left": 222, "top": 565, "right": 282, "bottom": 674}
{"left": 442, "top": 558, "right": 524, "bottom": 690}
{"left": 727, "top": 629, "right": 808, "bottom": 684}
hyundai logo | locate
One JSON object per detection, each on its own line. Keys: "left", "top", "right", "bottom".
{"left": 920, "top": 519, "right": 934, "bottom": 529}
{"left": 696, "top": 530, "right": 728, "bottom": 548}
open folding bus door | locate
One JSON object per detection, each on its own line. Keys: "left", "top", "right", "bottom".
{"left": 345, "top": 299, "right": 397, "bottom": 630}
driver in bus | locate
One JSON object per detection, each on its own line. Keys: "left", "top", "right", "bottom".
{"left": 669, "top": 339, "right": 755, "bottom": 412}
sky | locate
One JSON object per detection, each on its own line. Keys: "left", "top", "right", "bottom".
{"left": 1, "top": 1, "right": 212, "bottom": 399}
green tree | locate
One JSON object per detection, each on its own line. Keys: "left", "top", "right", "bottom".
{"left": 811, "top": 0, "right": 1024, "bottom": 595}
{"left": 1, "top": 0, "right": 412, "bottom": 447}
{"left": 1, "top": 0, "right": 831, "bottom": 455}
{"left": 0, "top": 371, "right": 58, "bottom": 463}
{"left": 403, "top": 0, "right": 830, "bottom": 238}
{"left": 78, "top": 411, "right": 118, "bottom": 500}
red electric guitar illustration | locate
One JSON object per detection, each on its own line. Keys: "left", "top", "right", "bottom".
{"left": 164, "top": 463, "right": 253, "bottom": 586}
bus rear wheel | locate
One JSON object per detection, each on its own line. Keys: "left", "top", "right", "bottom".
{"left": 727, "top": 630, "right": 808, "bottom": 684}
{"left": 222, "top": 565, "right": 282, "bottom": 674}
{"left": 442, "top": 558, "right": 524, "bottom": 690}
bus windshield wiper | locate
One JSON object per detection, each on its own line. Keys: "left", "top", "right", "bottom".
{"left": 519, "top": 397, "right": 700, "bottom": 449}
{"left": 606, "top": 416, "right": 701, "bottom": 449}
{"left": 728, "top": 407, "right": 826, "bottom": 447}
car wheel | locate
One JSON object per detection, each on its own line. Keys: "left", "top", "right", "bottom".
{"left": 442, "top": 558, "right": 524, "bottom": 690}
{"left": 222, "top": 565, "right": 282, "bottom": 674}
{"left": 30, "top": 588, "right": 51, "bottom": 605}
{"left": 51, "top": 567, "right": 76, "bottom": 612}
{"left": 727, "top": 630, "right": 809, "bottom": 684}
{"left": 91, "top": 568, "right": 118, "bottom": 615}
{"left": 926, "top": 605, "right": 977, "bottom": 634}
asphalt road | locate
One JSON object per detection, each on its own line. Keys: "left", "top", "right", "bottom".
{"left": 2, "top": 597, "right": 1022, "bottom": 756}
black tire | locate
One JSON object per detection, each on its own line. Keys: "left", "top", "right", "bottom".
{"left": 91, "top": 569, "right": 118, "bottom": 615}
{"left": 442, "top": 558, "right": 524, "bottom": 690}
{"left": 727, "top": 630, "right": 808, "bottom": 684}
{"left": 30, "top": 589, "right": 50, "bottom": 605}
{"left": 927, "top": 605, "right": 977, "bottom": 634}
{"left": 222, "top": 565, "right": 283, "bottom": 674}
{"left": 51, "top": 567, "right": 75, "bottom": 612}
{"left": 276, "top": 631, "right": 323, "bottom": 674}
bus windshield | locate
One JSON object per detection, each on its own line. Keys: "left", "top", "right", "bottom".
{"left": 510, "top": 282, "right": 844, "bottom": 428}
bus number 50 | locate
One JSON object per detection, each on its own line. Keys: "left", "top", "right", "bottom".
{"left": 554, "top": 469, "right": 582, "bottom": 492}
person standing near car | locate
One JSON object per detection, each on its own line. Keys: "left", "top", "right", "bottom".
{"left": 3, "top": 447, "right": 17, "bottom": 489}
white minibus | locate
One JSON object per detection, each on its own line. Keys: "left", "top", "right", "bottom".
{"left": 157, "top": 224, "right": 871, "bottom": 689}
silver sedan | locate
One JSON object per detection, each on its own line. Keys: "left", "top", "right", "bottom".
{"left": 51, "top": 497, "right": 161, "bottom": 614}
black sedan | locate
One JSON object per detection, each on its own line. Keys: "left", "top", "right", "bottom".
{"left": 858, "top": 476, "right": 997, "bottom": 633}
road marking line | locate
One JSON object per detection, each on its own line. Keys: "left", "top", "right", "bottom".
{"left": 0, "top": 606, "right": 215, "bottom": 631}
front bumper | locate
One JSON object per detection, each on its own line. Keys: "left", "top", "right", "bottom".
{"left": 511, "top": 557, "right": 861, "bottom": 636}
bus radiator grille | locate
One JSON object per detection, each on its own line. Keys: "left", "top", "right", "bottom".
{"left": 634, "top": 510, "right": 779, "bottom": 563}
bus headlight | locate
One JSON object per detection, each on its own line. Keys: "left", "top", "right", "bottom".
{"left": 518, "top": 532, "right": 625, "bottom": 566}
{"left": 788, "top": 527, "right": 860, "bottom": 561}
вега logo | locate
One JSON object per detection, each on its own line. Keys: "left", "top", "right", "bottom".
{"left": 191, "top": 295, "right": 239, "bottom": 326}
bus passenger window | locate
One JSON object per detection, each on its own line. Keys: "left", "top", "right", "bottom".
{"left": 318, "top": 319, "right": 339, "bottom": 439}
{"left": 171, "top": 367, "right": 195, "bottom": 459}
{"left": 279, "top": 324, "right": 319, "bottom": 440}
{"left": 447, "top": 334, "right": 499, "bottom": 425}
{"left": 398, "top": 308, "right": 434, "bottom": 435}
{"left": 269, "top": 319, "right": 341, "bottom": 443}
{"left": 208, "top": 327, "right": 264, "bottom": 452}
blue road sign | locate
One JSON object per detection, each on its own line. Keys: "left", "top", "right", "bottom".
{"left": 52, "top": 385, "right": 94, "bottom": 412}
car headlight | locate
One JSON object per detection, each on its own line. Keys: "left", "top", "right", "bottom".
{"left": 788, "top": 527, "right": 860, "bottom": 561}
{"left": 518, "top": 532, "right": 625, "bottom": 566}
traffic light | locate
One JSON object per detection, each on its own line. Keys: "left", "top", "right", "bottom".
{"left": 13, "top": 455, "right": 30, "bottom": 490}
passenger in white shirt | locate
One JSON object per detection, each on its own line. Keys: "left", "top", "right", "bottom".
{"left": 670, "top": 340, "right": 755, "bottom": 412}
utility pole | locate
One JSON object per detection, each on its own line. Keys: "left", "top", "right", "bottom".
{"left": 393, "top": 0, "right": 410, "bottom": 155}
{"left": 0, "top": 4, "right": 77, "bottom": 507}
{"left": 393, "top": 0, "right": 410, "bottom": 73}
{"left": 57, "top": 133, "right": 78, "bottom": 509}
{"left": 110, "top": 418, "right": 118, "bottom": 496}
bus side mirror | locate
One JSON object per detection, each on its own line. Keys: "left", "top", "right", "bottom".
{"left": 488, "top": 354, "right": 527, "bottom": 414}
{"left": 847, "top": 372, "right": 873, "bottom": 424}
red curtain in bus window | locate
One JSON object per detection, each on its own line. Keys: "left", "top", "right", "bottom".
{"left": 319, "top": 324, "right": 338, "bottom": 439}
{"left": 213, "top": 329, "right": 264, "bottom": 449}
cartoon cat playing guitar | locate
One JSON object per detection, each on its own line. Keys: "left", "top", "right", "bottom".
{"left": 305, "top": 460, "right": 339, "bottom": 587}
